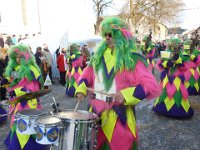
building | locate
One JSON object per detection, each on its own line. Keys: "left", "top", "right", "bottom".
{"left": 0, "top": 0, "right": 40, "bottom": 36}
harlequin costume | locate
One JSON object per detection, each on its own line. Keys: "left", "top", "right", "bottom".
{"left": 4, "top": 44, "right": 48, "bottom": 150}
{"left": 153, "top": 38, "right": 194, "bottom": 118}
{"left": 182, "top": 40, "right": 200, "bottom": 95}
{"left": 140, "top": 35, "right": 156, "bottom": 73}
{"left": 65, "top": 44, "right": 83, "bottom": 97}
{"left": 75, "top": 17, "right": 161, "bottom": 150}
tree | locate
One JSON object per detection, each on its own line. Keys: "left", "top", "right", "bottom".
{"left": 168, "top": 27, "right": 186, "bottom": 35}
{"left": 92, "top": 0, "right": 114, "bottom": 34}
{"left": 119, "top": 0, "right": 185, "bottom": 36}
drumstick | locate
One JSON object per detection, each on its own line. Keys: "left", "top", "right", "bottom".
{"left": 52, "top": 97, "right": 58, "bottom": 110}
{"left": 86, "top": 87, "right": 113, "bottom": 97}
{"left": 74, "top": 100, "right": 80, "bottom": 112}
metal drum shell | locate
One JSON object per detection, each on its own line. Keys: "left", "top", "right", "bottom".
{"left": 54, "top": 109, "right": 99, "bottom": 150}
{"left": 15, "top": 109, "right": 46, "bottom": 135}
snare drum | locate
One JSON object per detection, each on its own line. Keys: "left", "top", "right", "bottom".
{"left": 55, "top": 109, "right": 99, "bottom": 150}
{"left": 15, "top": 109, "right": 45, "bottom": 134}
{"left": 34, "top": 116, "right": 62, "bottom": 145}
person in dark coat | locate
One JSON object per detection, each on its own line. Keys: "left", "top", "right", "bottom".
{"left": 34, "top": 46, "right": 48, "bottom": 82}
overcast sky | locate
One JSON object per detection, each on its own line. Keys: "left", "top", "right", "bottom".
{"left": 0, "top": 0, "right": 199, "bottom": 36}
{"left": 180, "top": 0, "right": 200, "bottom": 29}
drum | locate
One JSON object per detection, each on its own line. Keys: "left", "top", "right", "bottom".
{"left": 15, "top": 109, "right": 46, "bottom": 134}
{"left": 55, "top": 109, "right": 99, "bottom": 150}
{"left": 34, "top": 116, "right": 62, "bottom": 146}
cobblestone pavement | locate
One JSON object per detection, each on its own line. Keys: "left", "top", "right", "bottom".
{"left": 0, "top": 77, "right": 200, "bottom": 150}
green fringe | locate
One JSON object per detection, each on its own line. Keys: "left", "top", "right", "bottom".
{"left": 131, "top": 141, "right": 138, "bottom": 150}
{"left": 100, "top": 62, "right": 116, "bottom": 91}
{"left": 174, "top": 90, "right": 182, "bottom": 107}
{"left": 181, "top": 54, "right": 190, "bottom": 62}
{"left": 157, "top": 88, "right": 167, "bottom": 103}
{"left": 10, "top": 123, "right": 17, "bottom": 141}
{"left": 192, "top": 48, "right": 200, "bottom": 56}
{"left": 189, "top": 76, "right": 195, "bottom": 86}
{"left": 100, "top": 142, "right": 110, "bottom": 150}
{"left": 130, "top": 53, "right": 148, "bottom": 71}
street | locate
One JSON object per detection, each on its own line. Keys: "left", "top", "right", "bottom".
{"left": 0, "top": 77, "right": 200, "bottom": 150}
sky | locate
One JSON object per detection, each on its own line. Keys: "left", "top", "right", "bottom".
{"left": 37, "top": 0, "right": 200, "bottom": 35}
{"left": 109, "top": 0, "right": 200, "bottom": 30}
{"left": 179, "top": 0, "right": 200, "bottom": 29}
{"left": 0, "top": 0, "right": 200, "bottom": 36}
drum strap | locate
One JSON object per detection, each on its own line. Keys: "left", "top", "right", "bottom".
{"left": 92, "top": 93, "right": 113, "bottom": 103}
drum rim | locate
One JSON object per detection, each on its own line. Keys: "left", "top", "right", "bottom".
{"left": 35, "top": 116, "right": 62, "bottom": 127}
{"left": 54, "top": 109, "right": 99, "bottom": 123}
{"left": 15, "top": 109, "right": 46, "bottom": 119}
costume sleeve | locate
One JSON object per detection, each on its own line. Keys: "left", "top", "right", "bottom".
{"left": 119, "top": 61, "right": 161, "bottom": 105}
{"left": 120, "top": 85, "right": 145, "bottom": 105}
{"left": 75, "top": 66, "right": 94, "bottom": 96}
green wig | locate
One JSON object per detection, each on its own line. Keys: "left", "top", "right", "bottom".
{"left": 167, "top": 38, "right": 181, "bottom": 54}
{"left": 5, "top": 44, "right": 43, "bottom": 87}
{"left": 90, "top": 17, "right": 138, "bottom": 72}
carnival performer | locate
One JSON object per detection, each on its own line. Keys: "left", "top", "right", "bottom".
{"left": 153, "top": 38, "right": 194, "bottom": 118}
{"left": 75, "top": 17, "right": 161, "bottom": 150}
{"left": 4, "top": 44, "right": 48, "bottom": 150}
{"left": 182, "top": 39, "right": 200, "bottom": 95}
{"left": 140, "top": 33, "right": 156, "bottom": 73}
{"left": 65, "top": 44, "right": 83, "bottom": 97}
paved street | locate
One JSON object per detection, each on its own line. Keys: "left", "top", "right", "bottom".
{"left": 0, "top": 77, "right": 200, "bottom": 150}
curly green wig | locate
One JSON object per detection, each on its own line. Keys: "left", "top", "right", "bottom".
{"left": 69, "top": 43, "right": 79, "bottom": 51}
{"left": 91, "top": 17, "right": 138, "bottom": 72}
{"left": 167, "top": 38, "right": 181, "bottom": 54}
{"left": 5, "top": 44, "right": 43, "bottom": 87}
{"left": 142, "top": 36, "right": 148, "bottom": 42}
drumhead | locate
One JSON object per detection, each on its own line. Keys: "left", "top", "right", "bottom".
{"left": 16, "top": 109, "right": 45, "bottom": 118}
{"left": 35, "top": 116, "right": 61, "bottom": 127}
{"left": 55, "top": 110, "right": 98, "bottom": 121}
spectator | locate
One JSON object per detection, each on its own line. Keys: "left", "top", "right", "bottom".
{"left": 81, "top": 45, "right": 90, "bottom": 69}
{"left": 42, "top": 44, "right": 54, "bottom": 83}
{"left": 57, "top": 48, "right": 67, "bottom": 86}
{"left": 5, "top": 36, "right": 14, "bottom": 48}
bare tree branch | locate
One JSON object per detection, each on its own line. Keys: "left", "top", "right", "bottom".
{"left": 92, "top": 0, "right": 114, "bottom": 34}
